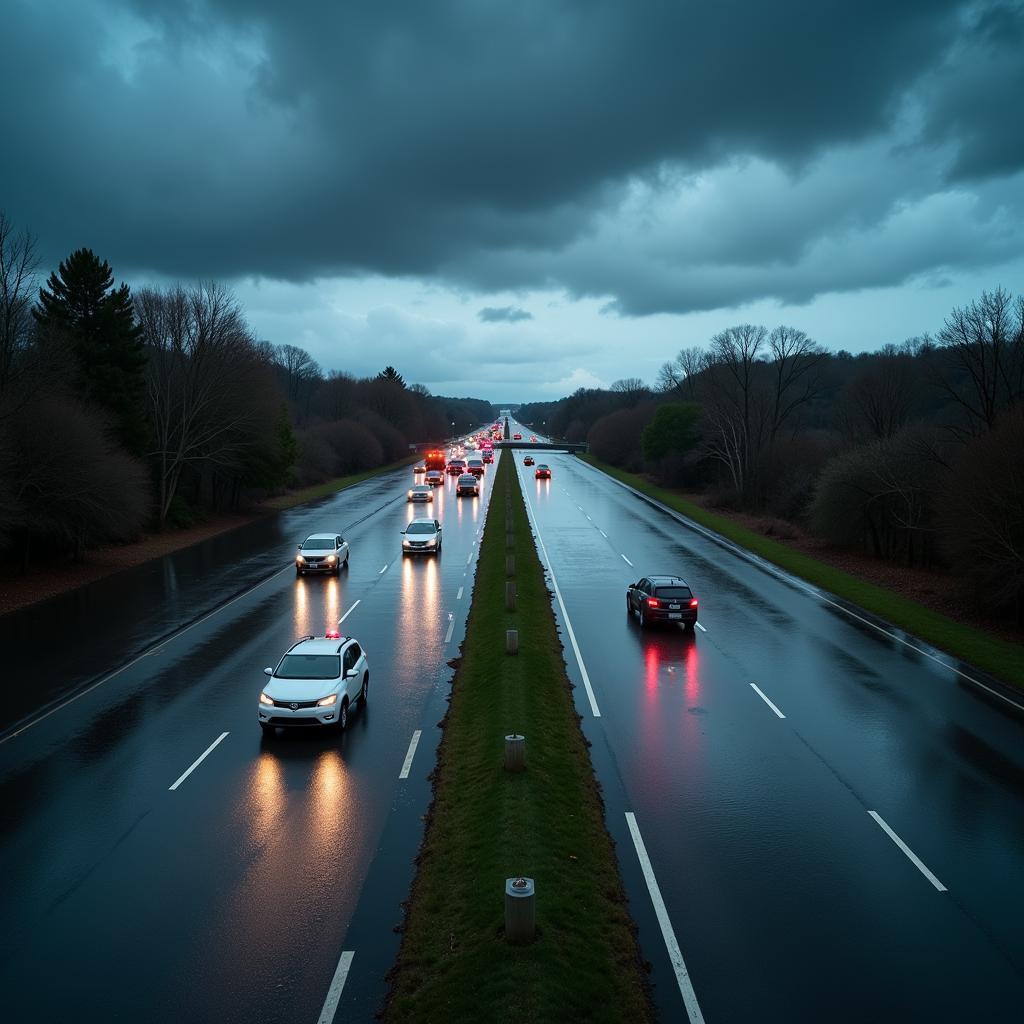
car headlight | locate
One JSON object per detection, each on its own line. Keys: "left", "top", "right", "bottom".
{"left": 259, "top": 692, "right": 274, "bottom": 706}
{"left": 407, "top": 490, "right": 414, "bottom": 497}
{"left": 426, "top": 539, "right": 436, "bottom": 546}
{"left": 403, "top": 539, "right": 411, "bottom": 547}
{"left": 316, "top": 694, "right": 337, "bottom": 707}
{"left": 296, "top": 555, "right": 306, "bottom": 564}
{"left": 326, "top": 555, "right": 337, "bottom": 563}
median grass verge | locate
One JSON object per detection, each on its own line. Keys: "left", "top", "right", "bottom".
{"left": 384, "top": 453, "right": 653, "bottom": 1023}
{"left": 580, "top": 453, "right": 1024, "bottom": 692}
{"left": 262, "top": 455, "right": 418, "bottom": 511}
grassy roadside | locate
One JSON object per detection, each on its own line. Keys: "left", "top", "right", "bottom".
{"left": 580, "top": 454, "right": 1024, "bottom": 691}
{"left": 384, "top": 453, "right": 653, "bottom": 1023}
{"left": 262, "top": 455, "right": 418, "bottom": 510}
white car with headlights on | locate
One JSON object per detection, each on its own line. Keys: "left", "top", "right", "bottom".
{"left": 401, "top": 518, "right": 442, "bottom": 555}
{"left": 296, "top": 533, "right": 349, "bottom": 576}
{"left": 408, "top": 484, "right": 433, "bottom": 503}
{"left": 259, "top": 631, "right": 368, "bottom": 734}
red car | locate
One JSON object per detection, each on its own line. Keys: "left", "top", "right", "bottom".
{"left": 534, "top": 464, "right": 551, "bottom": 479}
{"left": 513, "top": 433, "right": 522, "bottom": 440}
{"left": 523, "top": 456, "right": 535, "bottom": 466}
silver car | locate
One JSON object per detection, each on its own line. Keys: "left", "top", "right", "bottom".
{"left": 401, "top": 518, "right": 443, "bottom": 555}
{"left": 408, "top": 484, "right": 433, "bottom": 503}
{"left": 296, "top": 533, "right": 349, "bottom": 576}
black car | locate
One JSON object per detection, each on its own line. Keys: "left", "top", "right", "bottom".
{"left": 626, "top": 575, "right": 698, "bottom": 629}
{"left": 456, "top": 473, "right": 479, "bottom": 496}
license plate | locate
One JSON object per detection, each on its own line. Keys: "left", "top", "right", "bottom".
{"left": 669, "top": 613, "right": 682, "bottom": 619}
{"left": 669, "top": 604, "right": 680, "bottom": 610}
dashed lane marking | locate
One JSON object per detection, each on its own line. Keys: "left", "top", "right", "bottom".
{"left": 337, "top": 600, "right": 360, "bottom": 625}
{"left": 456, "top": 586, "right": 464, "bottom": 600}
{"left": 169, "top": 732, "right": 229, "bottom": 791}
{"left": 621, "top": 554, "right": 634, "bottom": 567}
{"left": 750, "top": 682, "right": 786, "bottom": 719}
{"left": 316, "top": 949, "right": 355, "bottom": 1024}
{"left": 868, "top": 811, "right": 947, "bottom": 892}
{"left": 399, "top": 731, "right": 422, "bottom": 780}
{"left": 695, "top": 621, "right": 707, "bottom": 633}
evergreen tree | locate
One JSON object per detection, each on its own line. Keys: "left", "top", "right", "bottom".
{"left": 33, "top": 248, "right": 149, "bottom": 454}
{"left": 377, "top": 365, "right": 406, "bottom": 388}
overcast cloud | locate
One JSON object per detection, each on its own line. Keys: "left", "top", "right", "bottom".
{"left": 3, "top": 0, "right": 1023, "bottom": 400}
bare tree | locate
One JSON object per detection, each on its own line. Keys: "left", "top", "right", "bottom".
{"left": 766, "top": 326, "right": 826, "bottom": 446}
{"left": 610, "top": 377, "right": 650, "bottom": 407}
{"left": 273, "top": 342, "right": 322, "bottom": 416}
{"left": 136, "top": 282, "right": 268, "bottom": 527}
{"left": 656, "top": 346, "right": 704, "bottom": 399}
{"left": 837, "top": 353, "right": 920, "bottom": 440}
{"left": 936, "top": 287, "right": 1024, "bottom": 436}
{"left": 0, "top": 212, "right": 41, "bottom": 413}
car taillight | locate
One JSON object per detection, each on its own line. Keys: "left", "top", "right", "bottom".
{"left": 325, "top": 629, "right": 341, "bottom": 639}
{"left": 690, "top": 599, "right": 698, "bottom": 607}
{"left": 647, "top": 598, "right": 659, "bottom": 608}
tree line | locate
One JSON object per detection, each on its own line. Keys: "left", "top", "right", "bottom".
{"left": 0, "top": 213, "right": 492, "bottom": 569}
{"left": 518, "top": 289, "right": 1024, "bottom": 623}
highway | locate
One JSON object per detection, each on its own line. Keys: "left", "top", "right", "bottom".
{"left": 511, "top": 428, "right": 1024, "bottom": 1022}
{"left": 3, "top": 421, "right": 1023, "bottom": 1023}
{"left": 0, "top": 455, "right": 496, "bottom": 1023}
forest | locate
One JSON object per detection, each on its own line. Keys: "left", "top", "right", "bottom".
{"left": 0, "top": 213, "right": 492, "bottom": 569}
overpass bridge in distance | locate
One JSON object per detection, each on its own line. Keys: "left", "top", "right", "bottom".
{"left": 494, "top": 440, "right": 588, "bottom": 453}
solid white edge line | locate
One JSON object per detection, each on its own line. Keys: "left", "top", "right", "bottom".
{"left": 621, "top": 554, "right": 634, "bottom": 567}
{"left": 316, "top": 949, "right": 355, "bottom": 1024}
{"left": 695, "top": 621, "right": 707, "bottom": 633}
{"left": 337, "top": 599, "right": 360, "bottom": 625}
{"left": 750, "top": 682, "right": 786, "bottom": 719}
{"left": 625, "top": 812, "right": 706, "bottom": 1023}
{"left": 868, "top": 811, "right": 947, "bottom": 892}
{"left": 1, "top": 565, "right": 293, "bottom": 746}
{"left": 399, "top": 730, "right": 422, "bottom": 780}
{"left": 577, "top": 459, "right": 1024, "bottom": 712}
{"left": 168, "top": 732, "right": 229, "bottom": 791}
{"left": 518, "top": 468, "right": 601, "bottom": 717}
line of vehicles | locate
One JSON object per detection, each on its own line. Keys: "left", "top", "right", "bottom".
{"left": 265, "top": 426, "right": 701, "bottom": 737}
{"left": 264, "top": 433, "right": 497, "bottom": 735}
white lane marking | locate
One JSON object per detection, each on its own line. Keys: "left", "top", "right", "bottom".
{"left": 337, "top": 599, "right": 360, "bottom": 625}
{"left": 1, "top": 565, "right": 293, "bottom": 746}
{"left": 399, "top": 730, "right": 423, "bottom": 780}
{"left": 625, "top": 812, "right": 705, "bottom": 1023}
{"left": 378, "top": 563, "right": 389, "bottom": 575}
{"left": 599, "top": 529, "right": 608, "bottom": 538}
{"left": 466, "top": 552, "right": 473, "bottom": 565}
{"left": 585, "top": 514, "right": 592, "bottom": 521}
{"left": 444, "top": 616, "right": 456, "bottom": 644}
{"left": 518, "top": 470, "right": 601, "bottom": 717}
{"left": 868, "top": 811, "right": 947, "bottom": 891}
{"left": 456, "top": 586, "right": 464, "bottom": 600}
{"left": 316, "top": 949, "right": 355, "bottom": 1024}
{"left": 695, "top": 621, "right": 707, "bottom": 633}
{"left": 169, "top": 732, "right": 229, "bottom": 791}
{"left": 579, "top": 460, "right": 1024, "bottom": 713}
{"left": 621, "top": 554, "right": 634, "bottom": 567}
{"left": 750, "top": 682, "right": 786, "bottom": 719}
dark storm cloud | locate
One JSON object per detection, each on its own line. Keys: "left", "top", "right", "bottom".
{"left": 3, "top": 0, "right": 1020, "bottom": 314}
{"left": 478, "top": 306, "right": 532, "bottom": 324}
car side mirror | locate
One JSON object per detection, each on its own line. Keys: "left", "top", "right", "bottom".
{"left": 264, "top": 667, "right": 273, "bottom": 676}
{"left": 346, "top": 669, "right": 358, "bottom": 679}
{"left": 400, "top": 530, "right": 406, "bottom": 535}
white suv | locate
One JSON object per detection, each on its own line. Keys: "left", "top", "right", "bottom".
{"left": 296, "top": 534, "right": 349, "bottom": 576}
{"left": 258, "top": 632, "right": 368, "bottom": 733}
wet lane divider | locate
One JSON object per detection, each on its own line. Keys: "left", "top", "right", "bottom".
{"left": 168, "top": 732, "right": 229, "bottom": 791}
{"left": 695, "top": 622, "right": 707, "bottom": 632}
{"left": 378, "top": 563, "right": 389, "bottom": 575}
{"left": 337, "top": 600, "right": 360, "bottom": 625}
{"left": 456, "top": 586, "right": 464, "bottom": 600}
{"left": 444, "top": 613, "right": 456, "bottom": 645}
{"left": 750, "top": 682, "right": 786, "bottom": 719}
{"left": 868, "top": 811, "right": 947, "bottom": 892}
{"left": 625, "top": 812, "right": 706, "bottom": 1023}
{"left": 517, "top": 468, "right": 602, "bottom": 718}
{"left": 398, "top": 730, "right": 422, "bottom": 780}
{"left": 316, "top": 949, "right": 355, "bottom": 1024}
{"left": 621, "top": 554, "right": 634, "bottom": 567}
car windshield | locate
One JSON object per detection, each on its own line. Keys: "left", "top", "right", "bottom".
{"left": 538, "top": 465, "right": 549, "bottom": 469}
{"left": 301, "top": 537, "right": 334, "bottom": 550}
{"left": 412, "top": 486, "right": 429, "bottom": 492}
{"left": 407, "top": 522, "right": 437, "bottom": 535}
{"left": 655, "top": 586, "right": 692, "bottom": 599}
{"left": 275, "top": 654, "right": 340, "bottom": 679}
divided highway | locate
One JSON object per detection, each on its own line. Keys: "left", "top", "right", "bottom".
{"left": 511, "top": 428, "right": 1024, "bottom": 1022}
{"left": 0, "top": 457, "right": 497, "bottom": 1023}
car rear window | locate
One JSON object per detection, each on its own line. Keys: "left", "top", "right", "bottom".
{"left": 276, "top": 654, "right": 340, "bottom": 679}
{"left": 655, "top": 586, "right": 692, "bottom": 599}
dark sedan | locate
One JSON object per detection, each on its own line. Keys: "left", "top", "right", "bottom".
{"left": 626, "top": 575, "right": 699, "bottom": 630}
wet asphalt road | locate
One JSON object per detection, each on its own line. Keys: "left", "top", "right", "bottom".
{"left": 0, "top": 455, "right": 495, "bottom": 1023}
{"left": 3, "top": 426, "right": 1024, "bottom": 1023}
{"left": 512, "top": 433, "right": 1024, "bottom": 1023}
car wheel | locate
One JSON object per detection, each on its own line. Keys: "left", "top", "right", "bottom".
{"left": 360, "top": 672, "right": 369, "bottom": 705}
{"left": 338, "top": 698, "right": 349, "bottom": 732}
{"left": 639, "top": 606, "right": 647, "bottom": 629}
{"left": 684, "top": 621, "right": 695, "bottom": 633}
{"left": 296, "top": 569, "right": 303, "bottom": 577}
{"left": 344, "top": 555, "right": 350, "bottom": 569}
{"left": 260, "top": 723, "right": 273, "bottom": 736}
{"left": 626, "top": 595, "right": 633, "bottom": 615}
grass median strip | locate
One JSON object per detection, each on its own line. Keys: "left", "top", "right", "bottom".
{"left": 580, "top": 454, "right": 1024, "bottom": 692}
{"left": 384, "top": 452, "right": 653, "bottom": 1023}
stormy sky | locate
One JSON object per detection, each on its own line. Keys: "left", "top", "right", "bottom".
{"left": 3, "top": 0, "right": 1023, "bottom": 401}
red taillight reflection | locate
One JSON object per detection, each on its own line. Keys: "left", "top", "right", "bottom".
{"left": 690, "top": 599, "right": 698, "bottom": 607}
{"left": 647, "top": 598, "right": 660, "bottom": 608}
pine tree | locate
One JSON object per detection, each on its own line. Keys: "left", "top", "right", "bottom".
{"left": 33, "top": 248, "right": 149, "bottom": 454}
{"left": 377, "top": 365, "right": 406, "bottom": 388}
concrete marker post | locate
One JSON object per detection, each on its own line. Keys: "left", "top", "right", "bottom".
{"left": 506, "top": 629, "right": 519, "bottom": 655}
{"left": 504, "top": 733, "right": 525, "bottom": 772}
{"left": 504, "top": 877, "right": 536, "bottom": 944}
{"left": 505, "top": 554, "right": 515, "bottom": 576}
{"left": 505, "top": 581, "right": 516, "bottom": 611}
